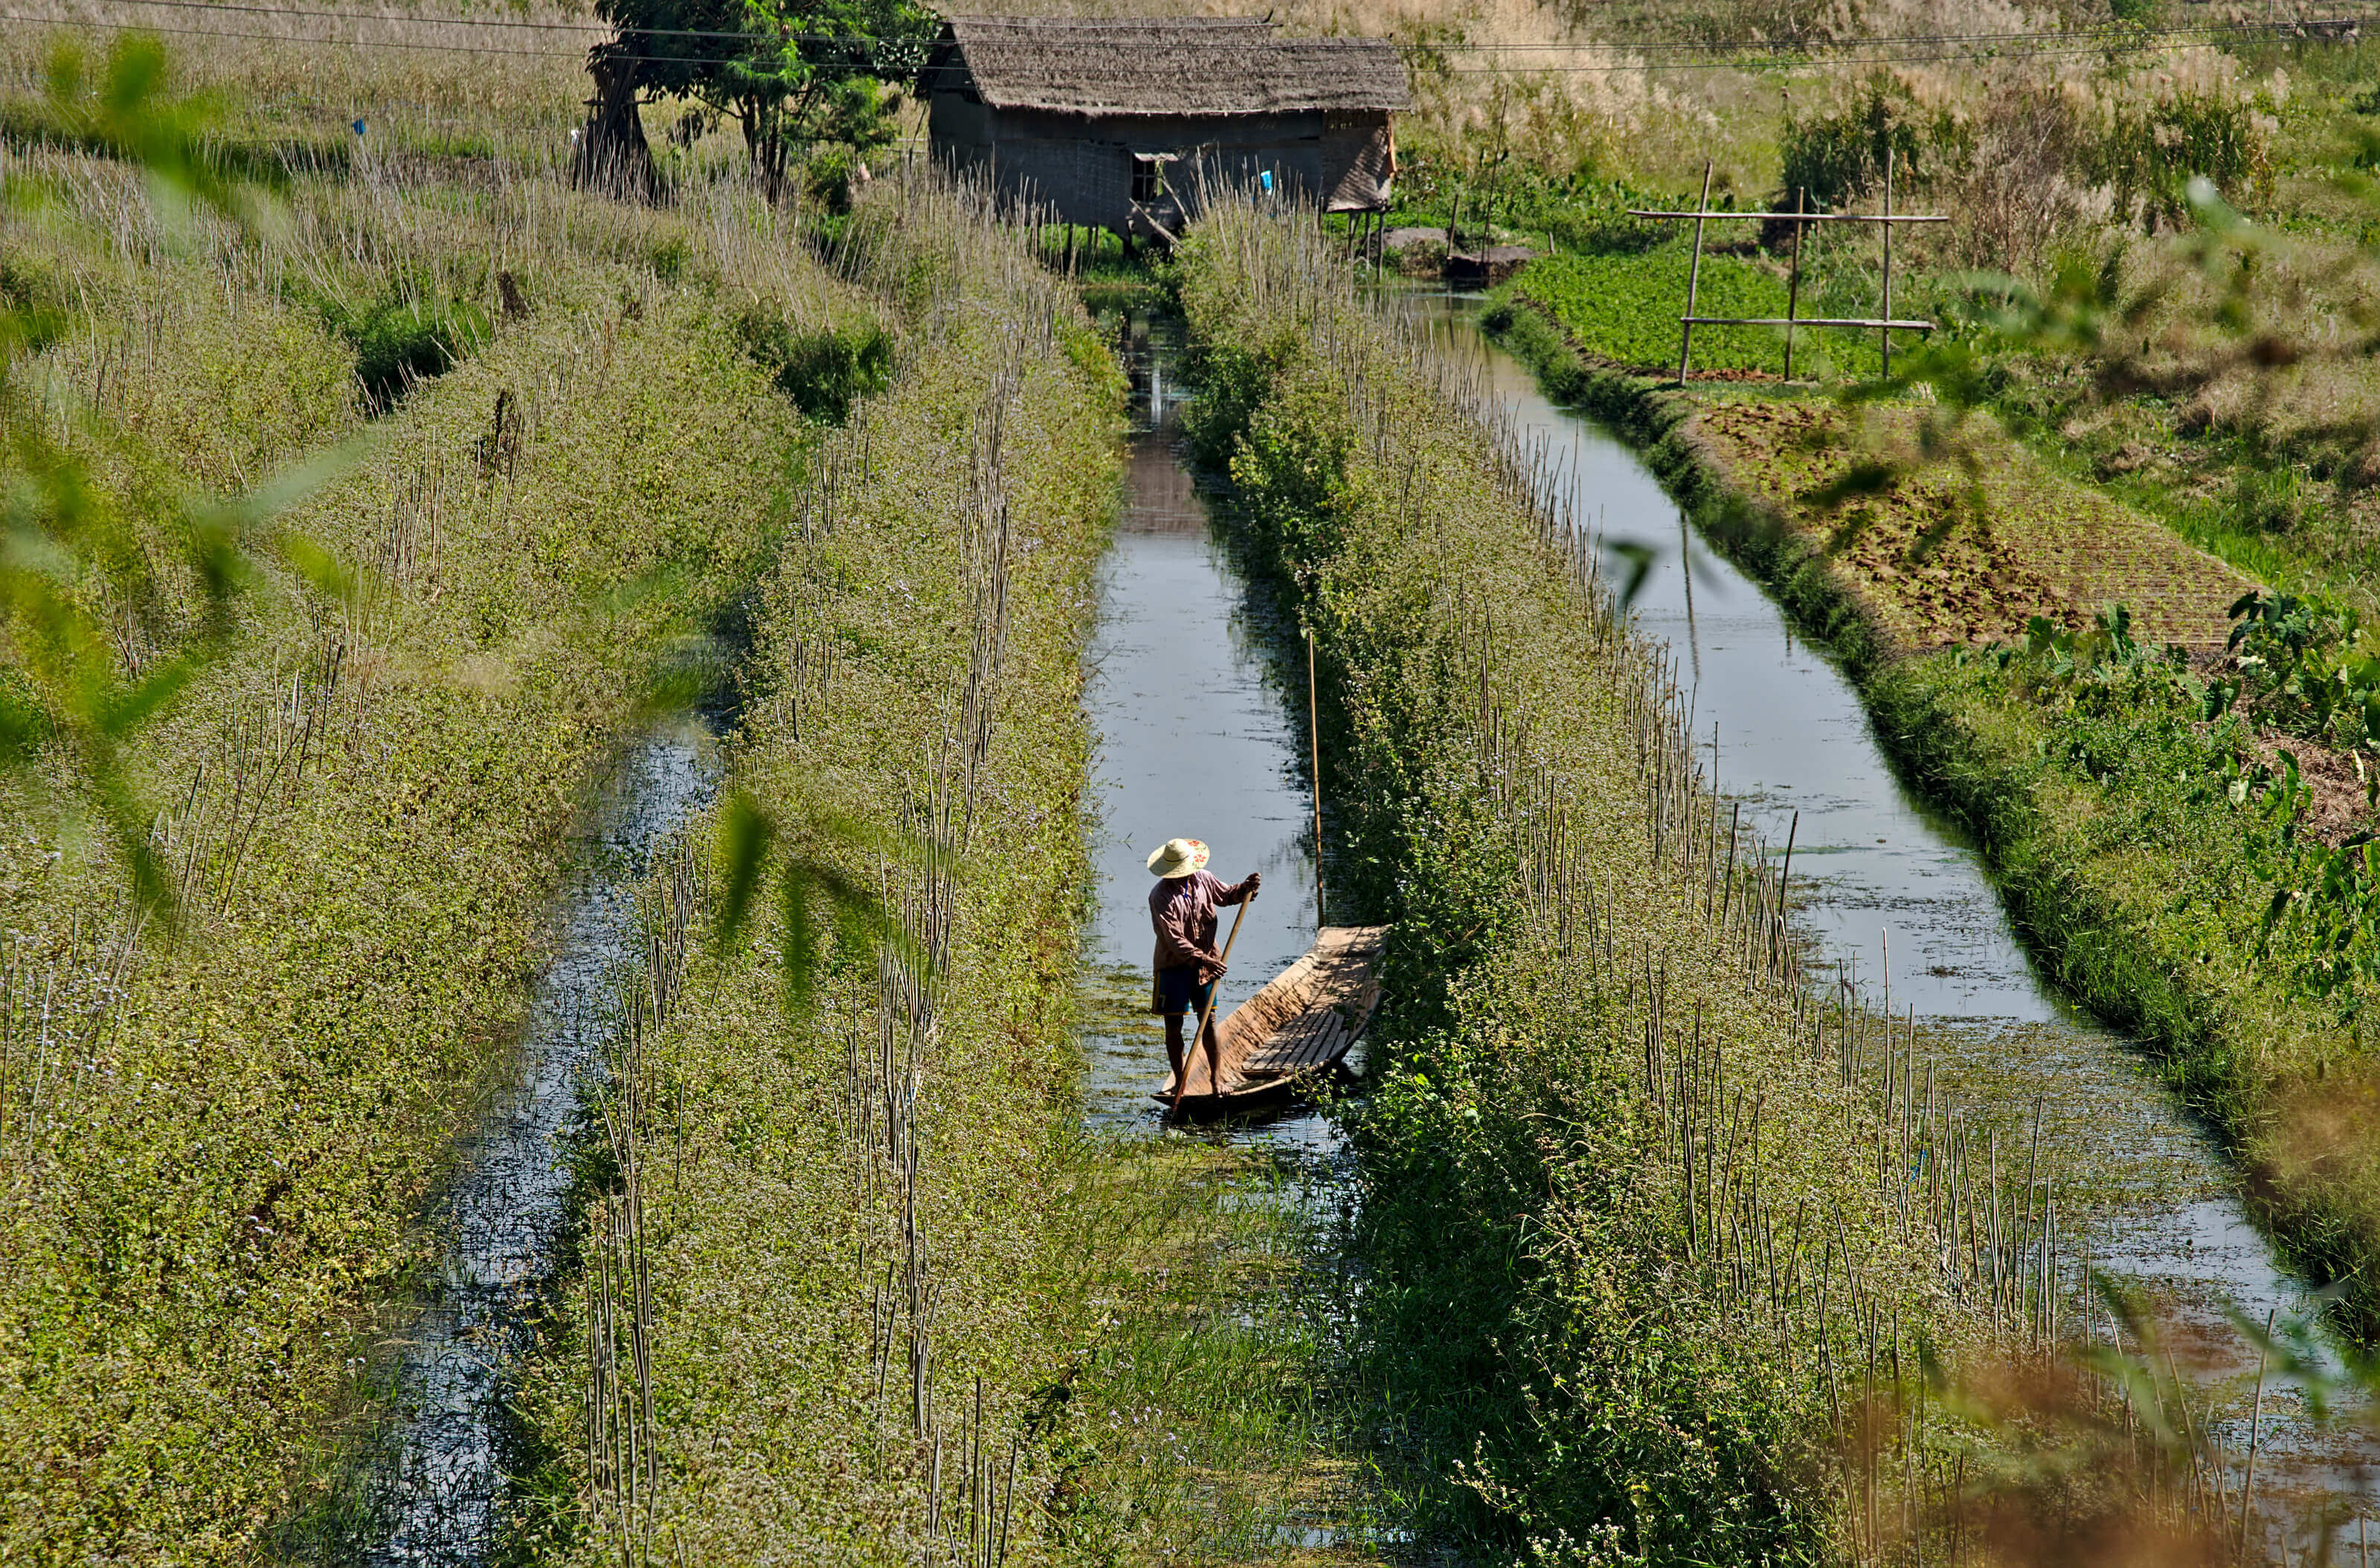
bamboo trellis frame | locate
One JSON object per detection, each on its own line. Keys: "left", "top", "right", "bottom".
{"left": 1630, "top": 151, "right": 1949, "bottom": 384}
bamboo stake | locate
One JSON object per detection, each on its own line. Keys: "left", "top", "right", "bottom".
{"left": 1308, "top": 627, "right": 1326, "bottom": 930}
{"left": 1677, "top": 161, "right": 1714, "bottom": 386}
{"left": 1785, "top": 187, "right": 1806, "bottom": 381}
{"left": 2239, "top": 1305, "right": 2276, "bottom": 1553}
{"left": 1881, "top": 149, "right": 1896, "bottom": 381}
{"left": 997, "top": 1436, "right": 1020, "bottom": 1567}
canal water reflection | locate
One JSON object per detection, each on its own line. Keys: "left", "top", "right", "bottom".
{"left": 1077, "top": 287, "right": 2377, "bottom": 1549}
{"left": 1079, "top": 311, "right": 1342, "bottom": 1162}
{"left": 1393, "top": 288, "right": 2376, "bottom": 1540}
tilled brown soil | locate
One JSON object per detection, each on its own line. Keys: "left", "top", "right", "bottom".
{"left": 1693, "top": 398, "right": 2257, "bottom": 655}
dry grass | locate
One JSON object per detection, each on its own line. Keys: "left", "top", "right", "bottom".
{"left": 0, "top": 0, "right": 590, "bottom": 142}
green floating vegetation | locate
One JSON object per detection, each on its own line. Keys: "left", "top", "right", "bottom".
{"left": 0, "top": 130, "right": 834, "bottom": 1552}
{"left": 508, "top": 176, "right": 1119, "bottom": 1564}
{"left": 512, "top": 177, "right": 1355, "bottom": 1565}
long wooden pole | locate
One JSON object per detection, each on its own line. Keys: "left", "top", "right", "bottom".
{"left": 1308, "top": 628, "right": 1325, "bottom": 930}
{"left": 1677, "top": 159, "right": 1714, "bottom": 386}
{"left": 1881, "top": 148, "right": 1895, "bottom": 381}
{"left": 1188, "top": 893, "right": 1255, "bottom": 1101}
{"left": 1785, "top": 187, "right": 1805, "bottom": 382}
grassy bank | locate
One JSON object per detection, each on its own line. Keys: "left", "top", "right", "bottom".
{"left": 1488, "top": 284, "right": 2380, "bottom": 1344}
{"left": 1166, "top": 203, "right": 2138, "bottom": 1564}
{"left": 0, "top": 47, "right": 908, "bottom": 1553}
{"left": 506, "top": 172, "right": 1119, "bottom": 1561}
{"left": 511, "top": 178, "right": 1360, "bottom": 1566}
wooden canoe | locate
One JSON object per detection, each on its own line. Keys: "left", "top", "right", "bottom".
{"left": 1158, "top": 925, "right": 1388, "bottom": 1114}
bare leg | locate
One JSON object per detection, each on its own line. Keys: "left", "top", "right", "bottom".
{"left": 1164, "top": 1012, "right": 1188, "bottom": 1102}
{"left": 1196, "top": 1006, "right": 1223, "bottom": 1098}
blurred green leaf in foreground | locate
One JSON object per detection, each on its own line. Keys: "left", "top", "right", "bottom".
{"left": 1, "top": 37, "right": 342, "bottom": 922}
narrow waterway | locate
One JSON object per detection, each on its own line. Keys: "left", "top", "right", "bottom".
{"left": 1397, "top": 291, "right": 2377, "bottom": 1545}
{"left": 1078, "top": 312, "right": 1341, "bottom": 1158}
{"left": 368, "top": 725, "right": 718, "bottom": 1567}
{"left": 1074, "top": 309, "right": 1368, "bottom": 1549}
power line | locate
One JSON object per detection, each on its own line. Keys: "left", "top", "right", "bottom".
{"left": 0, "top": 13, "right": 896, "bottom": 70}
{"left": 1, "top": 4, "right": 2370, "bottom": 74}
{"left": 22, "top": 0, "right": 924, "bottom": 45}
{"left": 25, "top": 0, "right": 2380, "bottom": 52}
{"left": 12, "top": 0, "right": 2379, "bottom": 52}
{"left": 1, "top": 12, "right": 608, "bottom": 60}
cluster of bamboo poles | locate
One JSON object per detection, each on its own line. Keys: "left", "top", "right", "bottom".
{"left": 0, "top": 916, "right": 139, "bottom": 1149}
{"left": 582, "top": 840, "right": 699, "bottom": 1568}
{"left": 877, "top": 356, "right": 1029, "bottom": 1568}
{"left": 799, "top": 168, "right": 1052, "bottom": 1565}
{"left": 1498, "top": 625, "right": 2079, "bottom": 1348}
{"left": 144, "top": 632, "right": 344, "bottom": 916}
{"left": 922, "top": 1376, "right": 1024, "bottom": 1568}
{"left": 373, "top": 435, "right": 449, "bottom": 594}
{"left": 1183, "top": 194, "right": 2304, "bottom": 1560}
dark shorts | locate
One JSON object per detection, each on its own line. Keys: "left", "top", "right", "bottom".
{"left": 1154, "top": 965, "right": 1216, "bottom": 1018}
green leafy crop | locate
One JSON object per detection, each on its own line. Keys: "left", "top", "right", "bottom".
{"left": 1511, "top": 248, "right": 1886, "bottom": 380}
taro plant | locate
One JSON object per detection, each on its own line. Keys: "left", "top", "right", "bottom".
{"left": 2225, "top": 589, "right": 2380, "bottom": 757}
{"left": 2208, "top": 588, "right": 2380, "bottom": 1010}
{"left": 2258, "top": 828, "right": 2380, "bottom": 1006}
{"left": 2010, "top": 605, "right": 2203, "bottom": 724}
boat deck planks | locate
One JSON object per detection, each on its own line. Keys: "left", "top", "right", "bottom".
{"left": 1162, "top": 925, "right": 1387, "bottom": 1110}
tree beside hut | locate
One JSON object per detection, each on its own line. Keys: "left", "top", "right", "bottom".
{"left": 576, "top": 0, "right": 936, "bottom": 196}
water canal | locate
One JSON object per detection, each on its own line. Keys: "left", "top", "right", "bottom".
{"left": 1072, "top": 304, "right": 1364, "bottom": 1555}
{"left": 1078, "top": 311, "right": 1342, "bottom": 1160}
{"left": 1082, "top": 287, "right": 2380, "bottom": 1550}
{"left": 1398, "top": 289, "right": 2379, "bottom": 1544}
{"left": 368, "top": 727, "right": 719, "bottom": 1567}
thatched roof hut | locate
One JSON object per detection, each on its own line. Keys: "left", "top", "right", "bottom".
{"left": 924, "top": 17, "right": 1409, "bottom": 237}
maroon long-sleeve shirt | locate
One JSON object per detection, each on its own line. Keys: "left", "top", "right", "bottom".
{"left": 1149, "top": 870, "right": 1255, "bottom": 977}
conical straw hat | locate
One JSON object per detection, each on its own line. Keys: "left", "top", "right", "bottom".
{"left": 1146, "top": 838, "right": 1209, "bottom": 878}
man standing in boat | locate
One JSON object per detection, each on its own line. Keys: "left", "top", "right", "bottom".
{"left": 1147, "top": 838, "right": 1259, "bottom": 1105}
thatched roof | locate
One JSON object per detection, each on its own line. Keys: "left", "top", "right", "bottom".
{"left": 928, "top": 17, "right": 1411, "bottom": 118}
